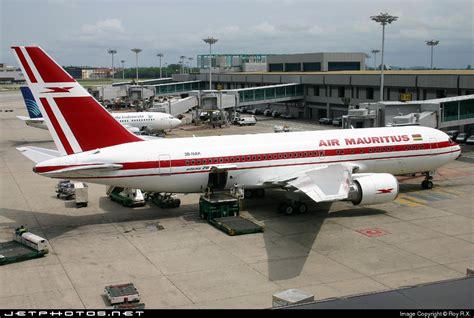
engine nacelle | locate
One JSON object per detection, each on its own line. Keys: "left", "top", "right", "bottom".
{"left": 348, "top": 173, "right": 399, "bottom": 205}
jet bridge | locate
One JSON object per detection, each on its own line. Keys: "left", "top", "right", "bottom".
{"left": 229, "top": 83, "right": 304, "bottom": 107}
{"left": 153, "top": 80, "right": 204, "bottom": 96}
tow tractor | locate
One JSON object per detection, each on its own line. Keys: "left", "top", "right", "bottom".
{"left": 147, "top": 192, "right": 181, "bottom": 208}
{"left": 55, "top": 180, "right": 88, "bottom": 208}
{"left": 0, "top": 226, "right": 49, "bottom": 265}
{"left": 107, "top": 187, "right": 146, "bottom": 207}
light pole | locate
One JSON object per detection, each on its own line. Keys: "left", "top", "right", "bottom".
{"left": 188, "top": 57, "right": 193, "bottom": 74}
{"left": 370, "top": 12, "right": 398, "bottom": 101}
{"left": 157, "top": 53, "right": 164, "bottom": 78}
{"left": 120, "top": 60, "right": 125, "bottom": 79}
{"left": 203, "top": 37, "right": 218, "bottom": 90}
{"left": 426, "top": 40, "right": 439, "bottom": 69}
{"left": 371, "top": 49, "right": 380, "bottom": 70}
{"left": 131, "top": 48, "right": 142, "bottom": 83}
{"left": 179, "top": 55, "right": 186, "bottom": 74}
{"left": 107, "top": 49, "right": 117, "bottom": 81}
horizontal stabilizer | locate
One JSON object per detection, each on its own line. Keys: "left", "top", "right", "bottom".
{"left": 17, "top": 146, "right": 60, "bottom": 163}
{"left": 17, "top": 116, "right": 44, "bottom": 123}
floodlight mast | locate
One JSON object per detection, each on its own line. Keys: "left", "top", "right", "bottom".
{"left": 371, "top": 49, "right": 380, "bottom": 70}
{"left": 131, "top": 48, "right": 142, "bottom": 82}
{"left": 370, "top": 13, "right": 398, "bottom": 101}
{"left": 203, "top": 37, "right": 218, "bottom": 90}
{"left": 120, "top": 60, "right": 125, "bottom": 79}
{"left": 107, "top": 49, "right": 117, "bottom": 81}
{"left": 426, "top": 40, "right": 439, "bottom": 69}
{"left": 157, "top": 53, "right": 164, "bottom": 78}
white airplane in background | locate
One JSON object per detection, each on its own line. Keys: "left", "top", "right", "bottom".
{"left": 17, "top": 87, "right": 181, "bottom": 134}
{"left": 13, "top": 46, "right": 461, "bottom": 214}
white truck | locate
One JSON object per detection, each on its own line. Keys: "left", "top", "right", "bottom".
{"left": 236, "top": 116, "right": 257, "bottom": 126}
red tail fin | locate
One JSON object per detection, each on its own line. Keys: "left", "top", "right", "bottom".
{"left": 12, "top": 46, "right": 141, "bottom": 155}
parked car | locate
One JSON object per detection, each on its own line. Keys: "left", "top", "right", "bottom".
{"left": 332, "top": 117, "right": 342, "bottom": 126}
{"left": 263, "top": 109, "right": 272, "bottom": 116}
{"left": 318, "top": 117, "right": 332, "bottom": 125}
{"left": 271, "top": 110, "right": 281, "bottom": 118}
{"left": 236, "top": 116, "right": 257, "bottom": 126}
{"left": 446, "top": 130, "right": 459, "bottom": 141}
{"left": 466, "top": 135, "right": 474, "bottom": 145}
{"left": 455, "top": 133, "right": 468, "bottom": 143}
{"left": 280, "top": 113, "right": 295, "bottom": 119}
{"left": 250, "top": 108, "right": 263, "bottom": 115}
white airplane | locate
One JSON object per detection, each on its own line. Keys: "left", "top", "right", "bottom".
{"left": 17, "top": 87, "right": 181, "bottom": 134}
{"left": 12, "top": 46, "right": 461, "bottom": 214}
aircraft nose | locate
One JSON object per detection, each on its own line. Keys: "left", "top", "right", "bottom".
{"left": 173, "top": 118, "right": 182, "bottom": 127}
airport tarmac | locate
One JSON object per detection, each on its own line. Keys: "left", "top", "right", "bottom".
{"left": 0, "top": 91, "right": 473, "bottom": 309}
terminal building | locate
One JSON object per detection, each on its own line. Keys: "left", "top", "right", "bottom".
{"left": 185, "top": 69, "right": 473, "bottom": 128}
{"left": 0, "top": 63, "right": 24, "bottom": 83}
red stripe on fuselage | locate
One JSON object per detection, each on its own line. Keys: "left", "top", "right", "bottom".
{"left": 12, "top": 47, "right": 37, "bottom": 83}
{"left": 34, "top": 143, "right": 460, "bottom": 175}
{"left": 25, "top": 47, "right": 75, "bottom": 83}
{"left": 40, "top": 98, "right": 74, "bottom": 155}
{"left": 53, "top": 96, "right": 142, "bottom": 152}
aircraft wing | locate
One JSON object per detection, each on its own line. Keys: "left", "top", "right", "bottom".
{"left": 17, "top": 146, "right": 60, "bottom": 163}
{"left": 265, "top": 163, "right": 353, "bottom": 202}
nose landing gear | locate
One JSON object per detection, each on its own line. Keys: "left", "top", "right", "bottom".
{"left": 421, "top": 171, "right": 436, "bottom": 189}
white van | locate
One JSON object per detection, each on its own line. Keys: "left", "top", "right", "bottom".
{"left": 236, "top": 116, "right": 257, "bottom": 126}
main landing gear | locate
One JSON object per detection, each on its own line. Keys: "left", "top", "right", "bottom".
{"left": 421, "top": 171, "right": 435, "bottom": 189}
{"left": 244, "top": 189, "right": 265, "bottom": 199}
{"left": 278, "top": 201, "right": 308, "bottom": 215}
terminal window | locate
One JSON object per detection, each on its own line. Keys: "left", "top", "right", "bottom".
{"left": 285, "top": 63, "right": 301, "bottom": 72}
{"left": 269, "top": 63, "right": 284, "bottom": 72}
{"left": 328, "top": 62, "right": 360, "bottom": 71}
{"left": 366, "top": 87, "right": 374, "bottom": 100}
{"left": 303, "top": 62, "right": 321, "bottom": 71}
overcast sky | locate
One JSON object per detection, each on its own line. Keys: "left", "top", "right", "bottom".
{"left": 1, "top": 0, "right": 473, "bottom": 69}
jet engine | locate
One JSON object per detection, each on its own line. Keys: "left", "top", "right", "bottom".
{"left": 348, "top": 173, "right": 399, "bottom": 205}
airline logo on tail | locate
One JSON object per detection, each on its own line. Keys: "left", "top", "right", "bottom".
{"left": 12, "top": 46, "right": 142, "bottom": 156}
{"left": 20, "top": 86, "right": 42, "bottom": 119}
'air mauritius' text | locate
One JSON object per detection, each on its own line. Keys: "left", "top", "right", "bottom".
{"left": 319, "top": 135, "right": 411, "bottom": 147}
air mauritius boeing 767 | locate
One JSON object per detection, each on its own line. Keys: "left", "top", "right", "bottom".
{"left": 12, "top": 46, "right": 461, "bottom": 213}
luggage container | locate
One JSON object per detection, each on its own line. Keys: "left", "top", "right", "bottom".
{"left": 74, "top": 182, "right": 88, "bottom": 208}
{"left": 105, "top": 283, "right": 140, "bottom": 305}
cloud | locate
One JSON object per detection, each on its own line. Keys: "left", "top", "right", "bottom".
{"left": 69, "top": 18, "right": 130, "bottom": 45}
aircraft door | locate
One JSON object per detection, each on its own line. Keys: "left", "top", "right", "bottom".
{"left": 158, "top": 154, "right": 171, "bottom": 175}
{"left": 207, "top": 167, "right": 228, "bottom": 190}
{"left": 429, "top": 137, "right": 437, "bottom": 154}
